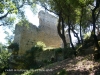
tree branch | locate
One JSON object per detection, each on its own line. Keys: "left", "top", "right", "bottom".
{"left": 96, "top": 9, "right": 100, "bottom": 21}
{"left": 41, "top": 5, "right": 58, "bottom": 15}
{"left": 0, "top": 1, "right": 25, "bottom": 20}
{"left": 0, "top": 12, "right": 9, "bottom": 20}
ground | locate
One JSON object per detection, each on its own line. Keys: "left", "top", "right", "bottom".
{"left": 25, "top": 55, "right": 100, "bottom": 75}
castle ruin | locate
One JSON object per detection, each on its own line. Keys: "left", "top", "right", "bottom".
{"left": 14, "top": 10, "right": 67, "bottom": 54}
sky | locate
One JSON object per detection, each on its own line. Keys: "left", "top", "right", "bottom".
{"left": 0, "top": 27, "right": 6, "bottom": 44}
{"left": 24, "top": 5, "right": 40, "bottom": 26}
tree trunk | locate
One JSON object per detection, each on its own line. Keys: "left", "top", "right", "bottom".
{"left": 80, "top": 24, "right": 83, "bottom": 44}
{"left": 57, "top": 11, "right": 67, "bottom": 59}
{"left": 92, "top": 0, "right": 100, "bottom": 52}
{"left": 92, "top": 0, "right": 100, "bottom": 60}
{"left": 57, "top": 11, "right": 67, "bottom": 48}
{"left": 80, "top": 7, "right": 84, "bottom": 44}
{"left": 92, "top": 10, "right": 100, "bottom": 51}
{"left": 71, "top": 27, "right": 80, "bottom": 44}
{"left": 67, "top": 15, "right": 77, "bottom": 56}
{"left": 68, "top": 28, "right": 75, "bottom": 50}
{"left": 67, "top": 16, "right": 75, "bottom": 50}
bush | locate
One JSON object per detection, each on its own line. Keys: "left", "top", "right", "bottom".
{"left": 14, "top": 44, "right": 44, "bottom": 69}
{"left": 54, "top": 47, "right": 75, "bottom": 60}
{"left": 54, "top": 69, "right": 68, "bottom": 75}
{"left": 22, "top": 70, "right": 33, "bottom": 75}
{"left": 22, "top": 46, "right": 43, "bottom": 69}
{"left": 0, "top": 50, "right": 11, "bottom": 68}
{"left": 55, "top": 48, "right": 62, "bottom": 54}
{"left": 8, "top": 43, "right": 19, "bottom": 51}
{"left": 63, "top": 47, "right": 75, "bottom": 59}
{"left": 35, "top": 41, "right": 46, "bottom": 48}
{"left": 0, "top": 50, "right": 11, "bottom": 73}
{"left": 8, "top": 43, "right": 19, "bottom": 54}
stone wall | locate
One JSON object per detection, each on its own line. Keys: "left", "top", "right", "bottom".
{"left": 14, "top": 10, "right": 63, "bottom": 54}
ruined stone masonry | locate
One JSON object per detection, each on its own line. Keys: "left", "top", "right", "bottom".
{"left": 14, "top": 10, "right": 65, "bottom": 54}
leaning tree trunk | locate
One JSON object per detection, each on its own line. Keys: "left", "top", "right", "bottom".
{"left": 67, "top": 16, "right": 75, "bottom": 49}
{"left": 57, "top": 11, "right": 67, "bottom": 59}
{"left": 71, "top": 27, "right": 80, "bottom": 44}
{"left": 57, "top": 11, "right": 67, "bottom": 48}
{"left": 67, "top": 15, "right": 77, "bottom": 56}
{"left": 68, "top": 27, "right": 75, "bottom": 50}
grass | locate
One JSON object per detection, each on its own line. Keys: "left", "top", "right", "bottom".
{"left": 43, "top": 47, "right": 55, "bottom": 51}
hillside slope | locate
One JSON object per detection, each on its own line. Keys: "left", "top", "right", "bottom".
{"left": 23, "top": 55, "right": 100, "bottom": 75}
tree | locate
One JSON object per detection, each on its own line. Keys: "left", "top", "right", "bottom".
{"left": 0, "top": 0, "right": 38, "bottom": 47}
{"left": 37, "top": 0, "right": 94, "bottom": 50}
{"left": 57, "top": 11, "right": 67, "bottom": 48}
{"left": 92, "top": 0, "right": 100, "bottom": 54}
{"left": 8, "top": 43, "right": 19, "bottom": 55}
{"left": 0, "top": 0, "right": 37, "bottom": 26}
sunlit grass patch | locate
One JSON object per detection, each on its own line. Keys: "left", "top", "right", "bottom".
{"left": 43, "top": 47, "right": 54, "bottom": 51}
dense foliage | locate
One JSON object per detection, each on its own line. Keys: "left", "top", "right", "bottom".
{"left": 23, "top": 46, "right": 43, "bottom": 69}
{"left": 0, "top": 50, "right": 11, "bottom": 74}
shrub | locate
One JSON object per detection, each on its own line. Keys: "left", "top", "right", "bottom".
{"left": 8, "top": 43, "right": 19, "bottom": 54}
{"left": 63, "top": 47, "right": 75, "bottom": 59}
{"left": 55, "top": 48, "right": 62, "bottom": 54}
{"left": 0, "top": 50, "right": 11, "bottom": 73}
{"left": 14, "top": 44, "right": 44, "bottom": 69}
{"left": 22, "top": 46, "right": 43, "bottom": 69}
{"left": 54, "top": 47, "right": 75, "bottom": 60}
{"left": 35, "top": 41, "right": 46, "bottom": 48}
{"left": 8, "top": 43, "right": 19, "bottom": 51}
{"left": 54, "top": 69, "right": 68, "bottom": 75}
{"left": 0, "top": 50, "right": 11, "bottom": 68}
{"left": 22, "top": 69, "right": 37, "bottom": 75}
